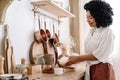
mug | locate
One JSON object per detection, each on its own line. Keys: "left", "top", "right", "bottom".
{"left": 54, "top": 67, "right": 63, "bottom": 76}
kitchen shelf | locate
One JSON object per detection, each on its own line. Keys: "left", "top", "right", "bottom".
{"left": 31, "top": 0, "right": 75, "bottom": 18}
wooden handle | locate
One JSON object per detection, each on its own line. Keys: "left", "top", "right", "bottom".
{"left": 38, "top": 16, "right": 47, "bottom": 41}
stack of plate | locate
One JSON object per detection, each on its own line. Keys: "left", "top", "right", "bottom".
{"left": 0, "top": 74, "right": 22, "bottom": 80}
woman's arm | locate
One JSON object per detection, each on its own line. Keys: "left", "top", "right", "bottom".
{"left": 65, "top": 54, "right": 97, "bottom": 66}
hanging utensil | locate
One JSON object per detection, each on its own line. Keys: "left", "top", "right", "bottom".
{"left": 39, "top": 18, "right": 47, "bottom": 42}
{"left": 39, "top": 16, "right": 49, "bottom": 54}
{"left": 52, "top": 22, "right": 59, "bottom": 44}
{"left": 44, "top": 20, "right": 51, "bottom": 39}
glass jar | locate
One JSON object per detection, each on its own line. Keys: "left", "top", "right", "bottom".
{"left": 42, "top": 54, "right": 55, "bottom": 74}
{"left": 16, "top": 64, "right": 27, "bottom": 76}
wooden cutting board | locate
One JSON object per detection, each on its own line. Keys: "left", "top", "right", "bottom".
{"left": 29, "top": 41, "right": 44, "bottom": 64}
{"left": 4, "top": 24, "right": 16, "bottom": 73}
{"left": 6, "top": 39, "right": 12, "bottom": 73}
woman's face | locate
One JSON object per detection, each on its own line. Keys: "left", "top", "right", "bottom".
{"left": 86, "top": 11, "right": 97, "bottom": 27}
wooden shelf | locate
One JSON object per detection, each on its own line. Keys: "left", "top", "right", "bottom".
{"left": 31, "top": 0, "right": 75, "bottom": 18}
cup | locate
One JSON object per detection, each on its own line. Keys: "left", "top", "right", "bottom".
{"left": 54, "top": 67, "right": 63, "bottom": 76}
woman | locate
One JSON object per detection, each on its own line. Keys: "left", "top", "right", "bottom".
{"left": 65, "top": 0, "right": 115, "bottom": 80}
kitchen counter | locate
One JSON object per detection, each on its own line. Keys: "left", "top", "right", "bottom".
{"left": 28, "top": 62, "right": 86, "bottom": 80}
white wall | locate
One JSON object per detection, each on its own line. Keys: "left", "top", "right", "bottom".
{"left": 0, "top": 0, "right": 70, "bottom": 64}
{"left": 107, "top": 1, "right": 120, "bottom": 80}
{"left": 79, "top": 0, "right": 90, "bottom": 54}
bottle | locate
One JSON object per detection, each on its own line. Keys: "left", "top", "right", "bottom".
{"left": 0, "top": 56, "right": 4, "bottom": 74}
{"left": 16, "top": 58, "right": 27, "bottom": 76}
{"left": 21, "top": 58, "right": 25, "bottom": 65}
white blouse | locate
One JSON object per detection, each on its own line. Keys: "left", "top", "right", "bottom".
{"left": 84, "top": 27, "right": 115, "bottom": 80}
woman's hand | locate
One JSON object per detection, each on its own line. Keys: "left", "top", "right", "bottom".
{"left": 65, "top": 56, "right": 80, "bottom": 66}
{"left": 65, "top": 54, "right": 97, "bottom": 66}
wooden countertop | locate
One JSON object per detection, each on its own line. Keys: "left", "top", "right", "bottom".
{"left": 28, "top": 62, "right": 86, "bottom": 80}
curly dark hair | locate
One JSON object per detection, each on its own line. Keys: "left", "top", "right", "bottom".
{"left": 84, "top": 0, "right": 114, "bottom": 28}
